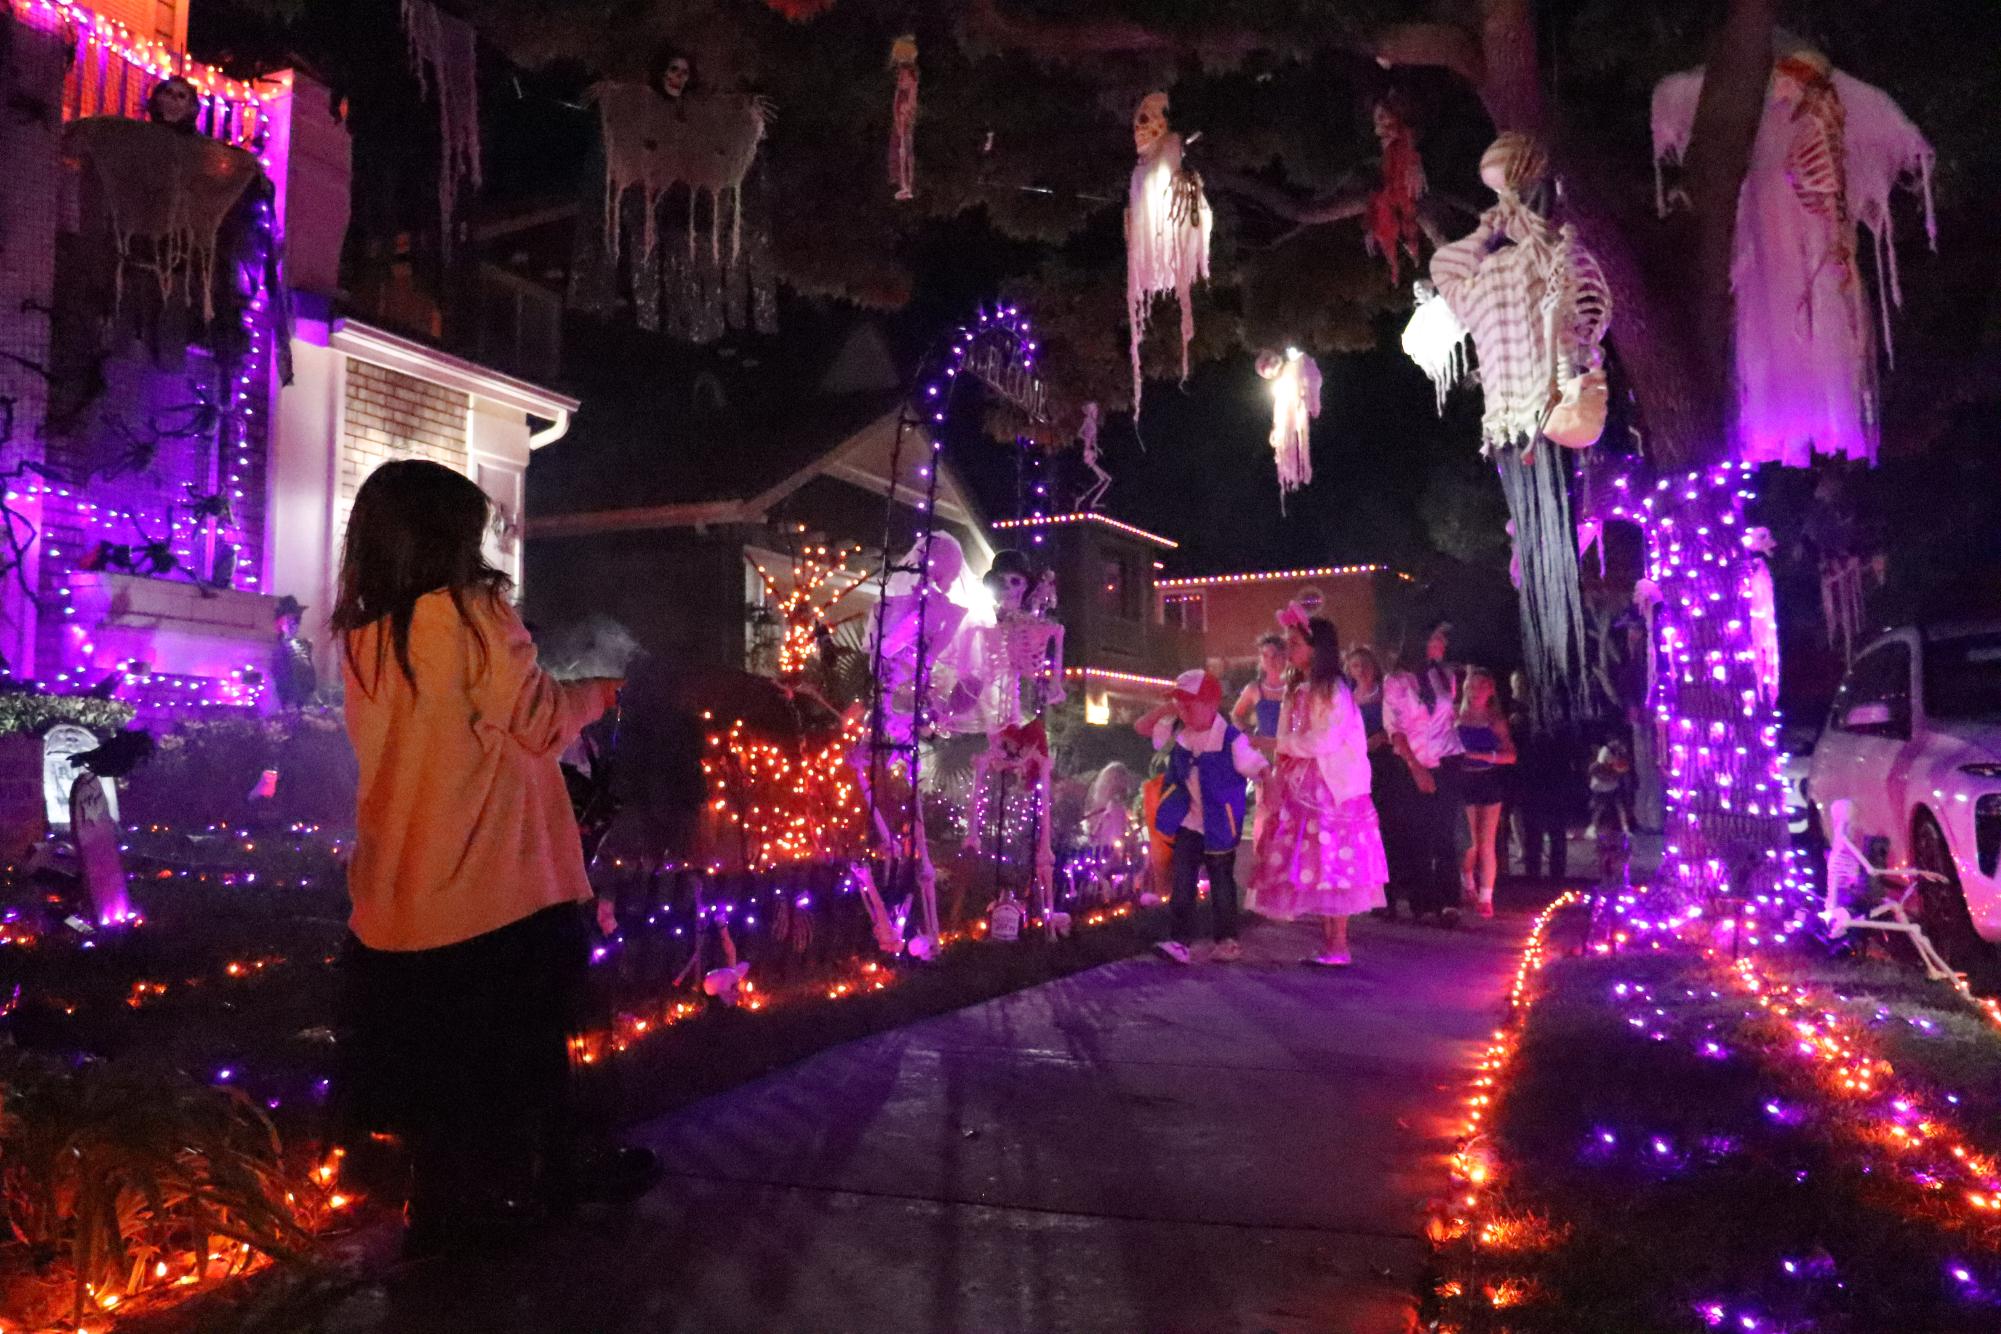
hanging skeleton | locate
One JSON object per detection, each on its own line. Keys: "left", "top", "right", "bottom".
{"left": 1255, "top": 349, "right": 1321, "bottom": 507}
{"left": 1429, "top": 133, "right": 1609, "bottom": 724}
{"left": 399, "top": 0, "right": 482, "bottom": 257}
{"left": 1653, "top": 45, "right": 1934, "bottom": 466}
{"left": 1073, "top": 402, "right": 1112, "bottom": 511}
{"left": 1125, "top": 92, "right": 1211, "bottom": 417}
{"left": 888, "top": 34, "right": 918, "bottom": 202}
{"left": 1743, "top": 526, "right": 1781, "bottom": 703}
{"left": 1364, "top": 101, "right": 1426, "bottom": 285}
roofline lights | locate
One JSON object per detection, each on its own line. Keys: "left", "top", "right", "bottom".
{"left": 1154, "top": 563, "right": 1404, "bottom": 591}
{"left": 989, "top": 512, "right": 1179, "bottom": 551}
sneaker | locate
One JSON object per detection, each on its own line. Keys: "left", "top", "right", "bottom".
{"left": 1307, "top": 950, "right": 1352, "bottom": 967}
{"left": 1477, "top": 898, "right": 1495, "bottom": 919}
{"left": 1211, "top": 939, "right": 1243, "bottom": 963}
{"left": 1155, "top": 940, "right": 1192, "bottom": 965}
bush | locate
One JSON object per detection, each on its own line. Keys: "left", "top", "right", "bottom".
{"left": 120, "top": 710, "right": 357, "bottom": 833}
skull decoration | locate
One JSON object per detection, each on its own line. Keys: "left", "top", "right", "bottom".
{"left": 652, "top": 48, "right": 693, "bottom": 100}
{"left": 985, "top": 549, "right": 1036, "bottom": 614}
{"left": 1133, "top": 92, "right": 1170, "bottom": 157}
{"left": 1254, "top": 350, "right": 1285, "bottom": 381}
{"left": 146, "top": 76, "right": 200, "bottom": 132}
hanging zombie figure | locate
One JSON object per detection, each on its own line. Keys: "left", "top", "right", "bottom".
{"left": 1653, "top": 44, "right": 1934, "bottom": 466}
{"left": 146, "top": 75, "right": 200, "bottom": 133}
{"left": 888, "top": 34, "right": 918, "bottom": 202}
{"left": 1256, "top": 349, "right": 1321, "bottom": 508}
{"left": 1428, "top": 132, "right": 1610, "bottom": 724}
{"left": 1074, "top": 402, "right": 1112, "bottom": 512}
{"left": 577, "top": 46, "right": 777, "bottom": 342}
{"left": 1364, "top": 100, "right": 1426, "bottom": 285}
{"left": 1126, "top": 91, "right": 1211, "bottom": 417}
{"left": 271, "top": 594, "right": 317, "bottom": 710}
{"left": 1742, "top": 527, "right": 1781, "bottom": 703}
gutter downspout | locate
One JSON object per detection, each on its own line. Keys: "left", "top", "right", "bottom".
{"left": 529, "top": 408, "right": 572, "bottom": 450}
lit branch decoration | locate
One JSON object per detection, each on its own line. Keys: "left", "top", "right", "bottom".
{"left": 751, "top": 544, "right": 871, "bottom": 677}
{"left": 701, "top": 713, "right": 867, "bottom": 871}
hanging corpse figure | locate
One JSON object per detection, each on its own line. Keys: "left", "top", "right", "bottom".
{"left": 887, "top": 33, "right": 919, "bottom": 201}
{"left": 1653, "top": 44, "right": 1934, "bottom": 466}
{"left": 1073, "top": 402, "right": 1112, "bottom": 512}
{"left": 964, "top": 550, "right": 1067, "bottom": 933}
{"left": 1126, "top": 91, "right": 1212, "bottom": 417}
{"left": 1256, "top": 348, "right": 1322, "bottom": 507}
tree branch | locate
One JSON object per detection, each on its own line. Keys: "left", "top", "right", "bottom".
{"left": 1373, "top": 22, "right": 1485, "bottom": 87}
{"left": 1204, "top": 169, "right": 1372, "bottom": 228}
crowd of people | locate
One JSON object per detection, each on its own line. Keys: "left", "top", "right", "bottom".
{"left": 1133, "top": 607, "right": 1601, "bottom": 969}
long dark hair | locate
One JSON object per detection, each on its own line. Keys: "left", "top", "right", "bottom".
{"left": 1299, "top": 615, "right": 1344, "bottom": 697}
{"left": 330, "top": 460, "right": 510, "bottom": 694}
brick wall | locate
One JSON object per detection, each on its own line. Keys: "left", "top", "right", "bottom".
{"left": 336, "top": 359, "right": 471, "bottom": 544}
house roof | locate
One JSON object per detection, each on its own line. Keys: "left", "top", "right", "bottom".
{"left": 528, "top": 310, "right": 916, "bottom": 516}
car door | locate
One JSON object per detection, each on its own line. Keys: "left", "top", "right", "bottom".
{"left": 1820, "top": 640, "right": 1915, "bottom": 857}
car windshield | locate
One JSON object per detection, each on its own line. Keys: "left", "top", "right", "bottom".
{"left": 1925, "top": 633, "right": 2001, "bottom": 723}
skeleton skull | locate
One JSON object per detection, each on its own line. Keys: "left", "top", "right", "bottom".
{"left": 1133, "top": 92, "right": 1170, "bottom": 157}
{"left": 995, "top": 571, "right": 1030, "bottom": 611}
{"left": 146, "top": 77, "right": 199, "bottom": 130}
{"left": 658, "top": 56, "right": 692, "bottom": 99}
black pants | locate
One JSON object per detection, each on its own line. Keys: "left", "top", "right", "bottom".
{"left": 1386, "top": 765, "right": 1460, "bottom": 915}
{"left": 338, "top": 901, "right": 593, "bottom": 1222}
{"left": 1169, "top": 827, "right": 1240, "bottom": 944}
{"left": 1519, "top": 808, "right": 1568, "bottom": 880}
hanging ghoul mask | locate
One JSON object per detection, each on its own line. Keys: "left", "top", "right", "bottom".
{"left": 1132, "top": 92, "right": 1170, "bottom": 157}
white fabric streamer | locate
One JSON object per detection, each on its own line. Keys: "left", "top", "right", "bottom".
{"left": 400, "top": 0, "right": 482, "bottom": 256}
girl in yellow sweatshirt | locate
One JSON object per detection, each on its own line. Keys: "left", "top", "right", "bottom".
{"left": 332, "top": 459, "right": 653, "bottom": 1256}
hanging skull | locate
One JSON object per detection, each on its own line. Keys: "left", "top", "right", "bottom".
{"left": 1133, "top": 92, "right": 1170, "bottom": 156}
{"left": 653, "top": 47, "right": 693, "bottom": 99}
{"left": 985, "top": 549, "right": 1035, "bottom": 614}
{"left": 146, "top": 76, "right": 199, "bottom": 132}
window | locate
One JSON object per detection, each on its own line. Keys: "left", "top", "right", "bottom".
{"left": 1832, "top": 641, "right": 1911, "bottom": 738}
{"left": 1923, "top": 633, "right": 2001, "bottom": 724}
{"left": 1099, "top": 557, "right": 1126, "bottom": 616}
{"left": 1162, "top": 593, "right": 1205, "bottom": 632}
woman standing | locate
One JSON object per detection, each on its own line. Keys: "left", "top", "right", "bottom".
{"left": 1231, "top": 631, "right": 1290, "bottom": 740}
{"left": 333, "top": 460, "right": 656, "bottom": 1256}
{"left": 1383, "top": 620, "right": 1466, "bottom": 924}
{"left": 1251, "top": 613, "right": 1389, "bottom": 966}
{"left": 1344, "top": 646, "right": 1406, "bottom": 914}
{"left": 1454, "top": 668, "right": 1517, "bottom": 917}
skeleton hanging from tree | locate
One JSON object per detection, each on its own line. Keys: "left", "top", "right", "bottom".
{"left": 1125, "top": 92, "right": 1211, "bottom": 416}
{"left": 1742, "top": 526, "right": 1782, "bottom": 704}
{"left": 1364, "top": 100, "right": 1426, "bottom": 285}
{"left": 1427, "top": 133, "right": 1611, "bottom": 723}
{"left": 1255, "top": 349, "right": 1321, "bottom": 507}
{"left": 887, "top": 34, "right": 918, "bottom": 202}
{"left": 1653, "top": 44, "right": 1934, "bottom": 466}
{"left": 1073, "top": 402, "right": 1111, "bottom": 511}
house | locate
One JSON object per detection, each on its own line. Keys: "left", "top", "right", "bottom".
{"left": 1157, "top": 563, "right": 1410, "bottom": 673}
{"left": 523, "top": 317, "right": 995, "bottom": 670}
{"left": 0, "top": 1, "right": 576, "bottom": 714}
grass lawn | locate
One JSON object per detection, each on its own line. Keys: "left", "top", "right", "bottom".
{"left": 1437, "top": 911, "right": 2001, "bottom": 1334}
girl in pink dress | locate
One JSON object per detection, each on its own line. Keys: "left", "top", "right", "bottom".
{"left": 1251, "top": 612, "right": 1390, "bottom": 966}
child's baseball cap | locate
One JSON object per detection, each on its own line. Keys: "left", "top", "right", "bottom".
{"left": 1167, "top": 669, "right": 1222, "bottom": 709}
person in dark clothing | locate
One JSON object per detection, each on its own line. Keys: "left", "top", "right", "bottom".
{"left": 1508, "top": 682, "right": 1577, "bottom": 881}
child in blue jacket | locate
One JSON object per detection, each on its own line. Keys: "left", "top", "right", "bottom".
{"left": 1135, "top": 669, "right": 1269, "bottom": 963}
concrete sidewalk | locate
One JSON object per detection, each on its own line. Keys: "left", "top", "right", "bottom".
{"left": 314, "top": 912, "right": 1524, "bottom": 1334}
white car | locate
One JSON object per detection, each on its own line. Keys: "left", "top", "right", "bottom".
{"left": 1808, "top": 621, "right": 2001, "bottom": 970}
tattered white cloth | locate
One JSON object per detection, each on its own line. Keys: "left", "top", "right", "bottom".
{"left": 1654, "top": 53, "right": 1934, "bottom": 467}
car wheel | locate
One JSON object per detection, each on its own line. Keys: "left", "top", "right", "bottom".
{"left": 1910, "top": 811, "right": 1999, "bottom": 984}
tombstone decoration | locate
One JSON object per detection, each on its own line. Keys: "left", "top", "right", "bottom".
{"left": 70, "top": 767, "right": 130, "bottom": 926}
{"left": 42, "top": 723, "right": 115, "bottom": 829}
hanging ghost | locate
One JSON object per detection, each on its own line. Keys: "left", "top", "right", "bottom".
{"left": 888, "top": 34, "right": 918, "bottom": 202}
{"left": 1742, "top": 526, "right": 1781, "bottom": 703}
{"left": 596, "top": 77, "right": 769, "bottom": 264}
{"left": 1364, "top": 101, "right": 1426, "bottom": 285}
{"left": 1126, "top": 91, "right": 1212, "bottom": 417}
{"left": 399, "top": 0, "right": 482, "bottom": 257}
{"left": 1074, "top": 402, "right": 1112, "bottom": 511}
{"left": 1428, "top": 133, "right": 1606, "bottom": 724}
{"left": 1653, "top": 45, "right": 1934, "bottom": 467}
{"left": 1401, "top": 280, "right": 1471, "bottom": 415}
{"left": 1255, "top": 348, "right": 1321, "bottom": 507}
